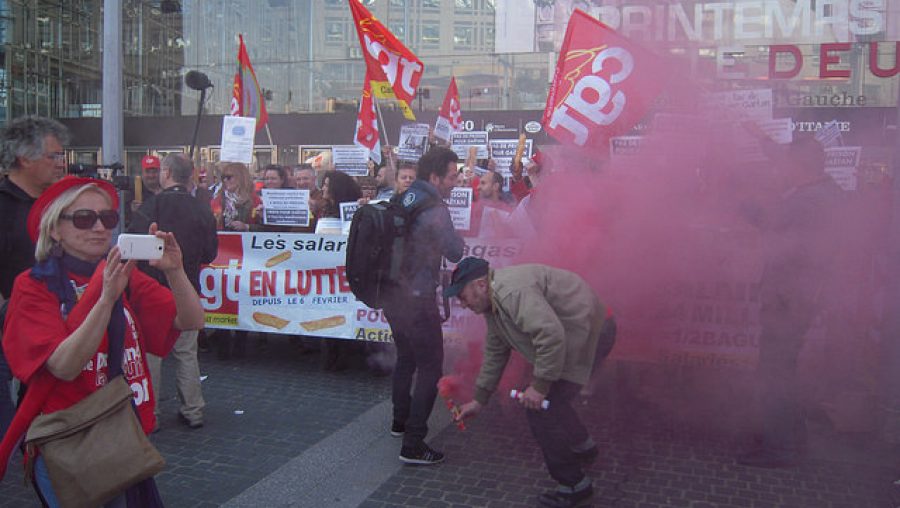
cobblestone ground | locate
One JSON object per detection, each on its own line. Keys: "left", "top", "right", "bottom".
{"left": 0, "top": 335, "right": 391, "bottom": 507}
{"left": 361, "top": 389, "right": 900, "bottom": 508}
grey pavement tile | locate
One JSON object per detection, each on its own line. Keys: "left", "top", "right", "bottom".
{"left": 0, "top": 337, "right": 390, "bottom": 507}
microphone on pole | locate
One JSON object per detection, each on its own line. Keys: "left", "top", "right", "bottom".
{"left": 185, "top": 70, "right": 213, "bottom": 91}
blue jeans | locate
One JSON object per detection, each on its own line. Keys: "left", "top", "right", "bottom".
{"left": 35, "top": 456, "right": 126, "bottom": 508}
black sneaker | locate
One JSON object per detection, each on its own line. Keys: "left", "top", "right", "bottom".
{"left": 399, "top": 443, "right": 445, "bottom": 465}
{"left": 390, "top": 421, "right": 405, "bottom": 438}
{"left": 538, "top": 484, "right": 593, "bottom": 508}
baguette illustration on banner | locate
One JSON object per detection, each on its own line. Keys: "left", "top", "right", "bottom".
{"left": 253, "top": 312, "right": 290, "bottom": 330}
{"left": 300, "top": 315, "right": 347, "bottom": 332}
{"left": 265, "top": 251, "right": 292, "bottom": 268}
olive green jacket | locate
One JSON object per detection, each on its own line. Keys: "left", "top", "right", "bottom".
{"left": 473, "top": 264, "right": 607, "bottom": 405}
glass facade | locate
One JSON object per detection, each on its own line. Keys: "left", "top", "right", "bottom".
{"left": 0, "top": 0, "right": 184, "bottom": 123}
{"left": 0, "top": 1, "right": 898, "bottom": 125}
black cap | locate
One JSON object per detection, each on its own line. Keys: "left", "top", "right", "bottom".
{"left": 443, "top": 257, "right": 490, "bottom": 298}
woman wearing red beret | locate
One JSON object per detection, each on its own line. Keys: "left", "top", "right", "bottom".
{"left": 0, "top": 177, "right": 205, "bottom": 507}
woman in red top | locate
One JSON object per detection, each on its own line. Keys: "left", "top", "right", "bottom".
{"left": 0, "top": 177, "right": 205, "bottom": 507}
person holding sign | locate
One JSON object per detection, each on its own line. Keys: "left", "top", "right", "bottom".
{"left": 450, "top": 258, "right": 616, "bottom": 508}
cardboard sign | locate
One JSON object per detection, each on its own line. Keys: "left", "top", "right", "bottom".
{"left": 397, "top": 123, "right": 430, "bottom": 161}
{"left": 261, "top": 189, "right": 310, "bottom": 227}
{"left": 450, "top": 131, "right": 489, "bottom": 160}
{"left": 220, "top": 116, "right": 257, "bottom": 164}
{"left": 489, "top": 138, "right": 533, "bottom": 176}
{"left": 444, "top": 187, "right": 473, "bottom": 231}
{"left": 825, "top": 146, "right": 862, "bottom": 191}
{"left": 332, "top": 145, "right": 370, "bottom": 176}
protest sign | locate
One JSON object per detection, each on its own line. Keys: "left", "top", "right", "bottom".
{"left": 815, "top": 120, "right": 844, "bottom": 148}
{"left": 397, "top": 123, "right": 430, "bottom": 161}
{"left": 450, "top": 131, "right": 489, "bottom": 160}
{"left": 825, "top": 146, "right": 862, "bottom": 191}
{"left": 701, "top": 89, "right": 774, "bottom": 122}
{"left": 445, "top": 187, "right": 473, "bottom": 231}
{"left": 261, "top": 189, "right": 310, "bottom": 227}
{"left": 339, "top": 201, "right": 360, "bottom": 235}
{"left": 332, "top": 145, "right": 370, "bottom": 176}
{"left": 220, "top": 116, "right": 257, "bottom": 164}
{"left": 489, "top": 138, "right": 533, "bottom": 176}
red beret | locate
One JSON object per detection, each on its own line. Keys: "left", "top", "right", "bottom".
{"left": 27, "top": 177, "right": 119, "bottom": 243}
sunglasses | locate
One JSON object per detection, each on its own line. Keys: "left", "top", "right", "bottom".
{"left": 60, "top": 209, "right": 120, "bottom": 230}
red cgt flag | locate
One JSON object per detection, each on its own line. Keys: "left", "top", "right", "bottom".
{"left": 230, "top": 34, "right": 268, "bottom": 131}
{"left": 433, "top": 77, "right": 463, "bottom": 142}
{"left": 542, "top": 10, "right": 662, "bottom": 151}
{"left": 354, "top": 73, "right": 381, "bottom": 164}
{"left": 348, "top": 0, "right": 423, "bottom": 120}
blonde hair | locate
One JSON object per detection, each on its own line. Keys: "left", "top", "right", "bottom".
{"left": 217, "top": 162, "right": 254, "bottom": 203}
{"left": 35, "top": 184, "right": 112, "bottom": 261}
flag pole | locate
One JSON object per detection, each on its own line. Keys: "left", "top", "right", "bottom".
{"left": 264, "top": 123, "right": 275, "bottom": 149}
{"left": 374, "top": 97, "right": 396, "bottom": 171}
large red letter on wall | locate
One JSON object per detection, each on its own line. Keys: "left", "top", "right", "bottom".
{"left": 769, "top": 45, "right": 802, "bottom": 79}
{"left": 820, "top": 43, "right": 851, "bottom": 79}
{"left": 869, "top": 42, "right": 900, "bottom": 78}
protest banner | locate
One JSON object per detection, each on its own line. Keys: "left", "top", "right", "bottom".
{"left": 489, "top": 138, "right": 533, "bottom": 176}
{"left": 450, "top": 131, "right": 489, "bottom": 160}
{"left": 445, "top": 187, "right": 473, "bottom": 231}
{"left": 261, "top": 189, "right": 310, "bottom": 227}
{"left": 611, "top": 228, "right": 764, "bottom": 370}
{"left": 825, "top": 146, "right": 862, "bottom": 191}
{"left": 397, "top": 123, "right": 430, "bottom": 161}
{"left": 220, "top": 116, "right": 256, "bottom": 164}
{"left": 200, "top": 232, "right": 523, "bottom": 343}
{"left": 331, "top": 145, "right": 370, "bottom": 176}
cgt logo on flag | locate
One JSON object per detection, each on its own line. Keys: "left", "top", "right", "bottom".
{"left": 542, "top": 10, "right": 663, "bottom": 150}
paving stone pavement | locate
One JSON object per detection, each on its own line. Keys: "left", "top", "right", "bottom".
{"left": 2, "top": 337, "right": 900, "bottom": 507}
{"left": 359, "top": 391, "right": 900, "bottom": 508}
{"left": 0, "top": 335, "right": 391, "bottom": 507}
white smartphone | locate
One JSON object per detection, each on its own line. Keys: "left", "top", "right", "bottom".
{"left": 117, "top": 234, "right": 164, "bottom": 261}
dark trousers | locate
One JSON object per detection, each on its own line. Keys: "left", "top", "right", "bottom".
{"left": 0, "top": 350, "right": 12, "bottom": 440}
{"left": 383, "top": 295, "right": 444, "bottom": 448}
{"left": 757, "top": 289, "right": 815, "bottom": 457}
{"left": 526, "top": 380, "right": 589, "bottom": 487}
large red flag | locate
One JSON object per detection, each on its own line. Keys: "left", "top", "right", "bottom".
{"left": 354, "top": 73, "right": 381, "bottom": 164}
{"left": 542, "top": 10, "right": 662, "bottom": 150}
{"left": 433, "top": 77, "right": 463, "bottom": 142}
{"left": 230, "top": 34, "right": 268, "bottom": 131}
{"left": 348, "top": 0, "right": 422, "bottom": 120}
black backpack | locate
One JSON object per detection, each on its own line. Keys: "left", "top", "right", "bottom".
{"left": 346, "top": 197, "right": 436, "bottom": 309}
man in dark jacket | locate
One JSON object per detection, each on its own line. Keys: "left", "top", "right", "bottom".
{"left": 131, "top": 153, "right": 217, "bottom": 429}
{"left": 385, "top": 146, "right": 464, "bottom": 464}
{"left": 0, "top": 116, "right": 69, "bottom": 438}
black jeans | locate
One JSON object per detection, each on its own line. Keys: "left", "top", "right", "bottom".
{"left": 757, "top": 288, "right": 815, "bottom": 457}
{"left": 0, "top": 349, "right": 12, "bottom": 440}
{"left": 526, "top": 379, "right": 589, "bottom": 487}
{"left": 383, "top": 295, "right": 444, "bottom": 448}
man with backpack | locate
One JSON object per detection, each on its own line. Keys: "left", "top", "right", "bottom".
{"left": 378, "top": 147, "right": 464, "bottom": 464}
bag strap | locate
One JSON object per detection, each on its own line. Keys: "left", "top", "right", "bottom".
{"left": 439, "top": 258, "right": 451, "bottom": 323}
